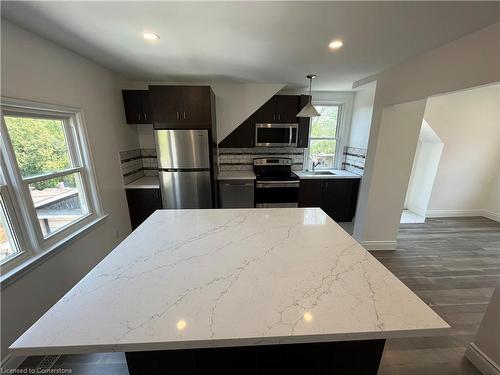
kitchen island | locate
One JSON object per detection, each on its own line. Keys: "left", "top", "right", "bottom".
{"left": 10, "top": 208, "right": 449, "bottom": 374}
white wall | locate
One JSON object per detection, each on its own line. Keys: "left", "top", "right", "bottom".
{"left": 466, "top": 280, "right": 500, "bottom": 373}
{"left": 349, "top": 82, "right": 376, "bottom": 149}
{"left": 1, "top": 20, "right": 137, "bottom": 361}
{"left": 485, "top": 169, "right": 500, "bottom": 220}
{"left": 354, "top": 22, "right": 500, "bottom": 248}
{"left": 354, "top": 99, "right": 427, "bottom": 249}
{"left": 424, "top": 85, "right": 500, "bottom": 216}
{"left": 404, "top": 121, "right": 444, "bottom": 216}
{"left": 137, "top": 124, "right": 155, "bottom": 149}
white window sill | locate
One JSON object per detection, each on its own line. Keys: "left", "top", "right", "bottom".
{"left": 0, "top": 215, "right": 108, "bottom": 288}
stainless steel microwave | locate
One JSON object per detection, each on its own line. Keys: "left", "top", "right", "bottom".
{"left": 255, "top": 123, "right": 298, "bottom": 147}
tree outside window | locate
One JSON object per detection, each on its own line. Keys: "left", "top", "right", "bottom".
{"left": 307, "top": 105, "right": 340, "bottom": 169}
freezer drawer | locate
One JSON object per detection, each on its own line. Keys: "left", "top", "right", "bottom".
{"left": 155, "top": 129, "right": 210, "bottom": 169}
{"left": 159, "top": 171, "right": 212, "bottom": 209}
{"left": 218, "top": 181, "right": 254, "bottom": 208}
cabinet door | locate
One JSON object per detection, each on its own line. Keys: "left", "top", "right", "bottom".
{"left": 274, "top": 95, "right": 300, "bottom": 123}
{"left": 122, "top": 90, "right": 145, "bottom": 124}
{"left": 321, "top": 179, "right": 357, "bottom": 222}
{"left": 298, "top": 180, "right": 323, "bottom": 207}
{"left": 126, "top": 189, "right": 162, "bottom": 229}
{"left": 141, "top": 91, "right": 152, "bottom": 124}
{"left": 254, "top": 96, "right": 277, "bottom": 123}
{"left": 297, "top": 95, "right": 311, "bottom": 148}
{"left": 149, "top": 86, "right": 184, "bottom": 128}
{"left": 182, "top": 86, "right": 212, "bottom": 127}
{"left": 218, "top": 115, "right": 255, "bottom": 148}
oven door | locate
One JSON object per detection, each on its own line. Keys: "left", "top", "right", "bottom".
{"left": 255, "top": 124, "right": 298, "bottom": 147}
{"left": 254, "top": 180, "right": 299, "bottom": 207}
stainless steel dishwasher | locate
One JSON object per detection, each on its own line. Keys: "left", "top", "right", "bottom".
{"left": 218, "top": 180, "right": 255, "bottom": 208}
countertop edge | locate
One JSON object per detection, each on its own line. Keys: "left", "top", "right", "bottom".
{"left": 10, "top": 327, "right": 450, "bottom": 356}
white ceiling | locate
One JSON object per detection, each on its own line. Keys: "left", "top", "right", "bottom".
{"left": 2, "top": 1, "right": 499, "bottom": 90}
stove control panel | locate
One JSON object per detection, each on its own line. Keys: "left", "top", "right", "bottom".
{"left": 253, "top": 158, "right": 292, "bottom": 166}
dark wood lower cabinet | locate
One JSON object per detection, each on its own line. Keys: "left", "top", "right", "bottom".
{"left": 125, "top": 339, "right": 385, "bottom": 375}
{"left": 125, "top": 188, "right": 162, "bottom": 229}
{"left": 298, "top": 178, "right": 360, "bottom": 222}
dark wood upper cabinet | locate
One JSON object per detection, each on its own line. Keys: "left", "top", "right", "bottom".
{"left": 298, "top": 178, "right": 360, "bottom": 222}
{"left": 275, "top": 95, "right": 300, "bottom": 123}
{"left": 122, "top": 90, "right": 152, "bottom": 124}
{"left": 254, "top": 97, "right": 276, "bottom": 123}
{"left": 297, "top": 95, "right": 311, "bottom": 148}
{"left": 219, "top": 115, "right": 255, "bottom": 148}
{"left": 254, "top": 95, "right": 300, "bottom": 123}
{"left": 149, "top": 85, "right": 214, "bottom": 129}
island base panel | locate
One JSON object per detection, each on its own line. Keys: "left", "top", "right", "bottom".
{"left": 125, "top": 339, "right": 385, "bottom": 375}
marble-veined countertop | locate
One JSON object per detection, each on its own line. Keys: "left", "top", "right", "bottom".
{"left": 10, "top": 208, "right": 449, "bottom": 355}
{"left": 294, "top": 170, "right": 361, "bottom": 179}
{"left": 124, "top": 176, "right": 160, "bottom": 189}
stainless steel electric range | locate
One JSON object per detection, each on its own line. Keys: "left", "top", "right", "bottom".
{"left": 253, "top": 158, "right": 299, "bottom": 208}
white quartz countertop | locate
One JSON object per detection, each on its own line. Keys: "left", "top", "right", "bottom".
{"left": 217, "top": 171, "right": 256, "bottom": 180}
{"left": 10, "top": 208, "right": 449, "bottom": 356}
{"left": 294, "top": 170, "right": 361, "bottom": 179}
{"left": 124, "top": 176, "right": 160, "bottom": 189}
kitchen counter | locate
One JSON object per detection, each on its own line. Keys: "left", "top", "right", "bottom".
{"left": 294, "top": 169, "right": 361, "bottom": 179}
{"left": 217, "top": 171, "right": 256, "bottom": 180}
{"left": 124, "top": 176, "right": 160, "bottom": 189}
{"left": 11, "top": 208, "right": 448, "bottom": 357}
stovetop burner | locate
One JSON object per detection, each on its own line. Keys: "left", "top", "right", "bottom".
{"left": 253, "top": 157, "right": 298, "bottom": 181}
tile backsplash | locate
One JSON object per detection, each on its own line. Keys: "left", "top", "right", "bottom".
{"left": 218, "top": 147, "right": 305, "bottom": 172}
{"left": 119, "top": 148, "right": 158, "bottom": 184}
{"left": 342, "top": 146, "right": 367, "bottom": 175}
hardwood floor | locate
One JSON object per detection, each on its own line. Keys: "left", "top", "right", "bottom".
{"left": 374, "top": 217, "right": 500, "bottom": 375}
{"left": 17, "top": 217, "right": 500, "bottom": 374}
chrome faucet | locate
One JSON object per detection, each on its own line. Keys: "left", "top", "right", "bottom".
{"left": 312, "top": 161, "right": 321, "bottom": 171}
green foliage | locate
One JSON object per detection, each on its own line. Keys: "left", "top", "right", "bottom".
{"left": 4, "top": 116, "right": 73, "bottom": 190}
{"left": 309, "top": 106, "right": 339, "bottom": 168}
{"left": 310, "top": 106, "right": 338, "bottom": 137}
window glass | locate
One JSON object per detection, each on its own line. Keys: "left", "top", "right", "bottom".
{"left": 0, "top": 193, "right": 20, "bottom": 263}
{"left": 4, "top": 116, "right": 72, "bottom": 178}
{"left": 309, "top": 139, "right": 337, "bottom": 169}
{"left": 28, "top": 173, "right": 88, "bottom": 237}
{"left": 308, "top": 105, "right": 340, "bottom": 169}
{"left": 310, "top": 106, "right": 339, "bottom": 138}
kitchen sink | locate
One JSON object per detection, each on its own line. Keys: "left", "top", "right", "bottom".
{"left": 302, "top": 170, "right": 336, "bottom": 176}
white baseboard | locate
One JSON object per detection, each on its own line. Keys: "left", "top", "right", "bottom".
{"left": 465, "top": 343, "right": 500, "bottom": 375}
{"left": 361, "top": 241, "right": 397, "bottom": 251}
{"left": 483, "top": 210, "right": 500, "bottom": 223}
{"left": 1, "top": 354, "right": 26, "bottom": 371}
{"left": 426, "top": 209, "right": 484, "bottom": 218}
{"left": 425, "top": 209, "right": 500, "bottom": 223}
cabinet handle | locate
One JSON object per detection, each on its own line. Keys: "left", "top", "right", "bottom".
{"left": 183, "top": 111, "right": 186, "bottom": 119}
{"left": 278, "top": 113, "right": 281, "bottom": 120}
{"left": 144, "top": 113, "right": 147, "bottom": 121}
{"left": 138, "top": 113, "right": 141, "bottom": 121}
{"left": 273, "top": 114, "right": 275, "bottom": 121}
{"left": 176, "top": 111, "right": 180, "bottom": 119}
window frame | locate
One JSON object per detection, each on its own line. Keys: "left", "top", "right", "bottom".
{"left": 304, "top": 102, "right": 347, "bottom": 170}
{"left": 0, "top": 97, "right": 103, "bottom": 274}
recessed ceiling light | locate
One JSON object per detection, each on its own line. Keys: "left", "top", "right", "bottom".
{"left": 328, "top": 40, "right": 343, "bottom": 50}
{"left": 143, "top": 32, "right": 160, "bottom": 41}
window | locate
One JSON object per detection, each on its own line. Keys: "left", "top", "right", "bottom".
{"left": 0, "top": 98, "right": 102, "bottom": 274}
{"left": 306, "top": 105, "right": 342, "bottom": 169}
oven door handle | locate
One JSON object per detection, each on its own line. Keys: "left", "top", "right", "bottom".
{"left": 256, "top": 181, "right": 300, "bottom": 188}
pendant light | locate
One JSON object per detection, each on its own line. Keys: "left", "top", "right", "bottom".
{"left": 297, "top": 74, "right": 320, "bottom": 117}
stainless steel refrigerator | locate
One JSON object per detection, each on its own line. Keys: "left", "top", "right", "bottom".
{"left": 155, "top": 129, "right": 214, "bottom": 209}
